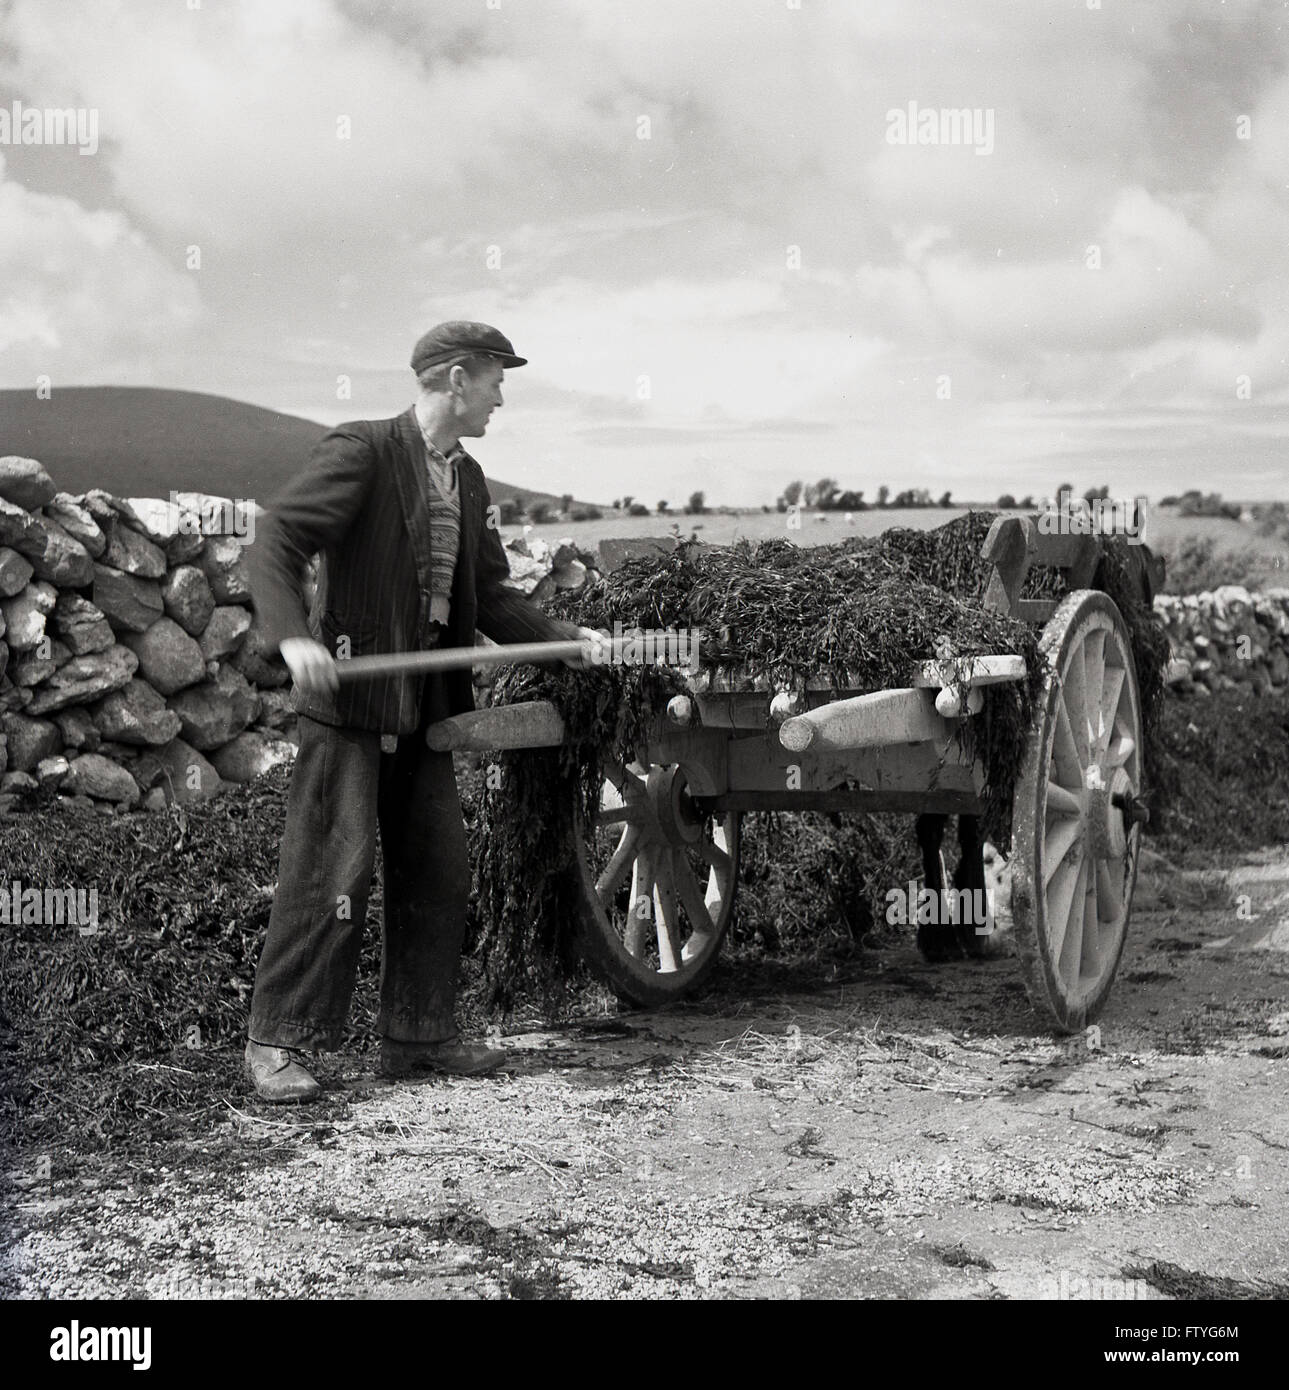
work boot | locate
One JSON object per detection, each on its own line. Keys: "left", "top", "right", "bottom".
{"left": 379, "top": 1037, "right": 506, "bottom": 1079}
{"left": 245, "top": 1040, "right": 322, "bottom": 1103}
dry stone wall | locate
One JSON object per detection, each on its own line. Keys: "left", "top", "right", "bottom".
{"left": 0, "top": 457, "right": 294, "bottom": 814}
{"left": 1156, "top": 586, "right": 1289, "bottom": 696}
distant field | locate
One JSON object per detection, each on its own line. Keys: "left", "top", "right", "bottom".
{"left": 505, "top": 506, "right": 979, "bottom": 549}
{"left": 509, "top": 505, "right": 1286, "bottom": 551}
{"left": 1145, "top": 509, "right": 1288, "bottom": 559}
{"left": 506, "top": 504, "right": 1289, "bottom": 592}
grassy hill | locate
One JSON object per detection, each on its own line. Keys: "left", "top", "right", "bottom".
{"left": 0, "top": 386, "right": 570, "bottom": 510}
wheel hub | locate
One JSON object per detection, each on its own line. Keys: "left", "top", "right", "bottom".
{"left": 1087, "top": 765, "right": 1135, "bottom": 860}
{"left": 646, "top": 765, "right": 703, "bottom": 845}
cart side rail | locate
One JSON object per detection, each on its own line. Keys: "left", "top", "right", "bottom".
{"left": 981, "top": 513, "right": 1102, "bottom": 622}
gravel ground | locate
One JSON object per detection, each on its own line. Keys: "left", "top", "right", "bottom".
{"left": 3, "top": 847, "right": 1288, "bottom": 1301}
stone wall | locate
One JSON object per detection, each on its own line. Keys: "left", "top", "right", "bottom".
{"left": 1155, "top": 587, "right": 1289, "bottom": 696}
{"left": 0, "top": 459, "right": 603, "bottom": 817}
{"left": 0, "top": 457, "right": 294, "bottom": 814}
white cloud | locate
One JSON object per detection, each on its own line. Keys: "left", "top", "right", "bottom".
{"left": 0, "top": 153, "right": 203, "bottom": 378}
{"left": 0, "top": 0, "right": 1285, "bottom": 498}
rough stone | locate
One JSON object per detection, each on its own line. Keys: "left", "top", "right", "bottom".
{"left": 93, "top": 679, "right": 184, "bottom": 746}
{"left": 0, "top": 498, "right": 44, "bottom": 551}
{"left": 51, "top": 594, "right": 115, "bottom": 655}
{"left": 63, "top": 753, "right": 141, "bottom": 806}
{"left": 123, "top": 496, "right": 180, "bottom": 544}
{"left": 552, "top": 558, "right": 588, "bottom": 590}
{"left": 47, "top": 493, "right": 106, "bottom": 558}
{"left": 200, "top": 536, "right": 252, "bottom": 604}
{"left": 228, "top": 613, "right": 288, "bottom": 688}
{"left": 198, "top": 604, "right": 252, "bottom": 661}
{"left": 120, "top": 618, "right": 206, "bottom": 696}
{"left": 0, "top": 681, "right": 31, "bottom": 712}
{"left": 92, "top": 564, "right": 164, "bottom": 633}
{"left": 101, "top": 521, "right": 167, "bottom": 579}
{"left": 11, "top": 639, "right": 71, "bottom": 687}
{"left": 1, "top": 771, "right": 37, "bottom": 795}
{"left": 162, "top": 565, "right": 216, "bottom": 637}
{"left": 25, "top": 645, "right": 139, "bottom": 716}
{"left": 1, "top": 582, "right": 58, "bottom": 650}
{"left": 0, "top": 548, "right": 34, "bottom": 598}
{"left": 167, "top": 530, "right": 206, "bottom": 566}
{"left": 0, "top": 712, "right": 61, "bottom": 771}
{"left": 168, "top": 664, "right": 259, "bottom": 750}
{"left": 254, "top": 687, "right": 295, "bottom": 733}
{"left": 211, "top": 730, "right": 296, "bottom": 782}
{"left": 54, "top": 707, "right": 101, "bottom": 752}
{"left": 0, "top": 457, "right": 56, "bottom": 510}
{"left": 35, "top": 754, "right": 70, "bottom": 789}
{"left": 18, "top": 515, "right": 94, "bottom": 587}
{"left": 150, "top": 737, "right": 222, "bottom": 804}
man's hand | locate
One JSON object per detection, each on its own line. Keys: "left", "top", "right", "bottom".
{"left": 279, "top": 637, "right": 340, "bottom": 697}
{"left": 560, "top": 625, "right": 613, "bottom": 670}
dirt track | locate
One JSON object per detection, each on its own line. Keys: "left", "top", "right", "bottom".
{"left": 4, "top": 847, "right": 1288, "bottom": 1301}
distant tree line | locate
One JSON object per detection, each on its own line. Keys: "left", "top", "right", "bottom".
{"left": 1159, "top": 489, "right": 1242, "bottom": 521}
{"left": 773, "top": 478, "right": 954, "bottom": 512}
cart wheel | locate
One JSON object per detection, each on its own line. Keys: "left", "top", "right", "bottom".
{"left": 1011, "top": 590, "right": 1144, "bottom": 1032}
{"left": 572, "top": 760, "right": 741, "bottom": 1006}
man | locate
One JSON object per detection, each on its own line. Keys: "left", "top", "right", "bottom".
{"left": 244, "top": 321, "right": 595, "bottom": 1102}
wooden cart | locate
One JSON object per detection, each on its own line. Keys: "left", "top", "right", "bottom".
{"left": 424, "top": 517, "right": 1154, "bottom": 1033}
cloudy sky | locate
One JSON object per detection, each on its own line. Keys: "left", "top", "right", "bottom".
{"left": 1, "top": 0, "right": 1287, "bottom": 505}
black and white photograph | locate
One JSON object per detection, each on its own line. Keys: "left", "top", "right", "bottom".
{"left": 0, "top": 0, "right": 1286, "bottom": 1341}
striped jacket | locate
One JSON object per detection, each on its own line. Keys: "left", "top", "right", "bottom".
{"left": 248, "top": 406, "right": 575, "bottom": 734}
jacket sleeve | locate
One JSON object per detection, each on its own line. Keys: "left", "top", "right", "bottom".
{"left": 472, "top": 475, "right": 582, "bottom": 645}
{"left": 247, "top": 424, "right": 377, "bottom": 655}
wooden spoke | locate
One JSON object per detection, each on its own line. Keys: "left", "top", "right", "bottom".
{"left": 652, "top": 851, "right": 683, "bottom": 973}
{"left": 705, "top": 823, "right": 733, "bottom": 914}
{"left": 1082, "top": 628, "right": 1107, "bottom": 754}
{"left": 1094, "top": 665, "right": 1126, "bottom": 763}
{"left": 595, "top": 824, "right": 641, "bottom": 900}
{"left": 1046, "top": 781, "right": 1082, "bottom": 818}
{"left": 1096, "top": 856, "right": 1127, "bottom": 930}
{"left": 1052, "top": 694, "right": 1084, "bottom": 788}
{"left": 674, "top": 854, "right": 715, "bottom": 962}
{"left": 1062, "top": 648, "right": 1091, "bottom": 765}
{"left": 699, "top": 838, "right": 732, "bottom": 875}
{"left": 1056, "top": 853, "right": 1089, "bottom": 983}
{"left": 1043, "top": 815, "right": 1084, "bottom": 888}
{"left": 1078, "top": 862, "right": 1100, "bottom": 978}
{"left": 605, "top": 763, "right": 647, "bottom": 800}
{"left": 624, "top": 845, "right": 656, "bottom": 959}
{"left": 1105, "top": 730, "right": 1136, "bottom": 769}
{"left": 1046, "top": 849, "right": 1083, "bottom": 964}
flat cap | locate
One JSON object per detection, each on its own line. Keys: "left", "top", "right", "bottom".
{"left": 410, "top": 320, "right": 527, "bottom": 373}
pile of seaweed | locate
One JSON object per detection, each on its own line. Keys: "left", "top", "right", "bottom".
{"left": 0, "top": 770, "right": 293, "bottom": 1151}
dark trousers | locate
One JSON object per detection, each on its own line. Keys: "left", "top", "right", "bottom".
{"left": 248, "top": 704, "right": 470, "bottom": 1050}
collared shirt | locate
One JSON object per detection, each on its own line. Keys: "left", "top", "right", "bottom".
{"left": 412, "top": 406, "right": 464, "bottom": 626}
